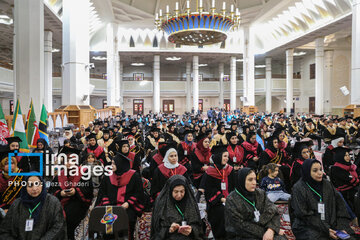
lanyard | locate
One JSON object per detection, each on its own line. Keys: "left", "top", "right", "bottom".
{"left": 175, "top": 204, "right": 185, "bottom": 221}
{"left": 28, "top": 202, "right": 41, "bottom": 218}
{"left": 213, "top": 165, "right": 225, "bottom": 181}
{"left": 306, "top": 182, "right": 322, "bottom": 202}
{"left": 235, "top": 188, "right": 257, "bottom": 211}
{"left": 170, "top": 168, "right": 177, "bottom": 176}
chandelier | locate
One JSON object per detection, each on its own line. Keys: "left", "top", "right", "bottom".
{"left": 155, "top": 0, "right": 241, "bottom": 46}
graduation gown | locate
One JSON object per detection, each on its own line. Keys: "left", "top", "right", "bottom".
{"left": 242, "top": 141, "right": 263, "bottom": 170}
{"left": 95, "top": 170, "right": 145, "bottom": 225}
{"left": 189, "top": 148, "right": 211, "bottom": 188}
{"left": 322, "top": 145, "right": 336, "bottom": 174}
{"left": 150, "top": 164, "right": 189, "bottom": 201}
{"left": 177, "top": 141, "right": 196, "bottom": 173}
{"left": 49, "top": 168, "right": 93, "bottom": 239}
{"left": 84, "top": 144, "right": 107, "bottom": 165}
{"left": 291, "top": 179, "right": 355, "bottom": 240}
{"left": 226, "top": 145, "right": 244, "bottom": 167}
{"left": 202, "top": 165, "right": 235, "bottom": 239}
{"left": 290, "top": 158, "right": 304, "bottom": 187}
{"left": 0, "top": 170, "right": 24, "bottom": 209}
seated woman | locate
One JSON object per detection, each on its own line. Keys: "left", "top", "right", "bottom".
{"left": 322, "top": 137, "right": 344, "bottom": 174}
{"left": 226, "top": 131, "right": 244, "bottom": 171}
{"left": 242, "top": 132, "right": 263, "bottom": 170}
{"left": 189, "top": 134, "right": 211, "bottom": 188}
{"left": 331, "top": 147, "right": 359, "bottom": 211}
{"left": 0, "top": 173, "right": 67, "bottom": 239}
{"left": 151, "top": 148, "right": 191, "bottom": 201}
{"left": 290, "top": 142, "right": 310, "bottom": 187}
{"left": 291, "top": 159, "right": 355, "bottom": 240}
{"left": 177, "top": 130, "right": 196, "bottom": 173}
{"left": 0, "top": 150, "right": 24, "bottom": 210}
{"left": 224, "top": 168, "right": 286, "bottom": 240}
{"left": 151, "top": 175, "right": 204, "bottom": 240}
{"left": 96, "top": 153, "right": 145, "bottom": 240}
{"left": 201, "top": 145, "right": 235, "bottom": 239}
{"left": 49, "top": 147, "right": 93, "bottom": 240}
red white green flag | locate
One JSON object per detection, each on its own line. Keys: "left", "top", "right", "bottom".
{"left": 0, "top": 103, "right": 10, "bottom": 145}
{"left": 25, "top": 100, "right": 40, "bottom": 148}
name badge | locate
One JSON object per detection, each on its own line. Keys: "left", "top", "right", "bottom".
{"left": 254, "top": 210, "right": 260, "bottom": 222}
{"left": 184, "top": 150, "right": 187, "bottom": 156}
{"left": 181, "top": 221, "right": 187, "bottom": 226}
{"left": 233, "top": 157, "right": 237, "bottom": 163}
{"left": 318, "top": 203, "right": 325, "bottom": 220}
{"left": 25, "top": 219, "right": 34, "bottom": 232}
{"left": 221, "top": 182, "right": 226, "bottom": 190}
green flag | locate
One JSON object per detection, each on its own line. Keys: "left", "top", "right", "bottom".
{"left": 0, "top": 103, "right": 10, "bottom": 144}
{"left": 39, "top": 104, "right": 49, "bottom": 143}
{"left": 25, "top": 100, "right": 40, "bottom": 148}
{"left": 10, "top": 100, "right": 29, "bottom": 152}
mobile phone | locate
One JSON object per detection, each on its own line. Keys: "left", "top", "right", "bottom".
{"left": 336, "top": 230, "right": 350, "bottom": 240}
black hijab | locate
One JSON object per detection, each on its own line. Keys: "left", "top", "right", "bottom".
{"left": 301, "top": 159, "right": 323, "bottom": 195}
{"left": 246, "top": 132, "right": 256, "bottom": 143}
{"left": 20, "top": 173, "right": 47, "bottom": 224}
{"left": 334, "top": 147, "right": 351, "bottom": 166}
{"left": 169, "top": 177, "right": 187, "bottom": 212}
{"left": 236, "top": 167, "right": 256, "bottom": 202}
{"left": 266, "top": 136, "right": 279, "bottom": 153}
{"left": 113, "top": 153, "right": 130, "bottom": 176}
{"left": 226, "top": 131, "right": 237, "bottom": 149}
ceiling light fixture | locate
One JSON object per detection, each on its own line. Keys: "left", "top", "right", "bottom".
{"left": 236, "top": 59, "right": 243, "bottom": 62}
{"left": 255, "top": 65, "right": 266, "bottom": 68}
{"left": 166, "top": 56, "right": 182, "bottom": 61}
{"left": 131, "top": 63, "right": 145, "bottom": 66}
{"left": 199, "top": 63, "right": 208, "bottom": 67}
{"left": 155, "top": 0, "right": 241, "bottom": 46}
{"left": 293, "top": 51, "right": 307, "bottom": 56}
{"left": 92, "top": 56, "right": 107, "bottom": 61}
{"left": 52, "top": 48, "right": 60, "bottom": 53}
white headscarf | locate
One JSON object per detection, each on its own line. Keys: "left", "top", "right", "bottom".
{"left": 163, "top": 148, "right": 179, "bottom": 169}
{"left": 331, "top": 137, "right": 344, "bottom": 148}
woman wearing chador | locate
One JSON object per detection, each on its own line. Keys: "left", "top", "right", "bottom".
{"left": 224, "top": 168, "right": 286, "bottom": 240}
{"left": 291, "top": 159, "right": 355, "bottom": 240}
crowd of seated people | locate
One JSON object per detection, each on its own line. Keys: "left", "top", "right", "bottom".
{"left": 0, "top": 110, "right": 360, "bottom": 239}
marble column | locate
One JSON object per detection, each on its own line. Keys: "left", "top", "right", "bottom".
{"left": 106, "top": 22, "right": 118, "bottom": 106}
{"left": 120, "top": 62, "right": 124, "bottom": 109}
{"left": 115, "top": 51, "right": 121, "bottom": 107}
{"left": 219, "top": 63, "right": 224, "bottom": 108}
{"left": 286, "top": 49, "right": 294, "bottom": 114}
{"left": 351, "top": 0, "right": 360, "bottom": 104}
{"left": 247, "top": 53, "right": 255, "bottom": 106}
{"left": 14, "top": 0, "right": 44, "bottom": 117}
{"left": 315, "top": 37, "right": 324, "bottom": 115}
{"left": 230, "top": 57, "right": 237, "bottom": 110}
{"left": 44, "top": 30, "right": 53, "bottom": 112}
{"left": 265, "top": 57, "right": 272, "bottom": 113}
{"left": 186, "top": 62, "right": 192, "bottom": 112}
{"left": 193, "top": 56, "right": 199, "bottom": 113}
{"left": 242, "top": 27, "right": 249, "bottom": 105}
{"left": 324, "top": 50, "right": 334, "bottom": 114}
{"left": 62, "top": 0, "right": 90, "bottom": 105}
{"left": 153, "top": 55, "right": 160, "bottom": 113}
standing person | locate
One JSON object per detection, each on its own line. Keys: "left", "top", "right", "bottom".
{"left": 291, "top": 159, "right": 355, "bottom": 239}
{"left": 177, "top": 130, "right": 196, "bottom": 173}
{"left": 201, "top": 145, "right": 235, "bottom": 239}
{"left": 224, "top": 168, "right": 286, "bottom": 240}
{"left": 96, "top": 153, "right": 145, "bottom": 240}
{"left": 0, "top": 173, "right": 67, "bottom": 239}
{"left": 151, "top": 175, "right": 204, "bottom": 240}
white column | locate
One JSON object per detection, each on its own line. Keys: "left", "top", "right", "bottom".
{"left": 265, "top": 57, "right": 272, "bottom": 113}
{"left": 351, "top": 0, "right": 360, "bottom": 104}
{"left": 186, "top": 62, "right": 192, "bottom": 112}
{"left": 230, "top": 57, "right": 237, "bottom": 110}
{"left": 153, "top": 55, "right": 161, "bottom": 113}
{"left": 62, "top": 0, "right": 90, "bottom": 105}
{"left": 44, "top": 30, "right": 53, "bottom": 112}
{"left": 286, "top": 49, "right": 294, "bottom": 114}
{"left": 193, "top": 56, "right": 199, "bottom": 113}
{"left": 14, "top": 0, "right": 44, "bottom": 117}
{"left": 315, "top": 37, "right": 324, "bottom": 115}
{"left": 12, "top": 6, "right": 16, "bottom": 105}
{"left": 106, "top": 22, "right": 117, "bottom": 106}
{"left": 219, "top": 63, "right": 224, "bottom": 108}
{"left": 324, "top": 50, "right": 334, "bottom": 114}
{"left": 242, "top": 27, "right": 249, "bottom": 104}
{"left": 247, "top": 53, "right": 255, "bottom": 106}
{"left": 120, "top": 62, "right": 124, "bottom": 109}
{"left": 115, "top": 52, "right": 120, "bottom": 107}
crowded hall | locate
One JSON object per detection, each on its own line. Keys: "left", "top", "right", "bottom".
{"left": 1, "top": 0, "right": 360, "bottom": 239}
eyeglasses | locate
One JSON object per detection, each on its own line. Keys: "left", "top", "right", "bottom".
{"left": 27, "top": 181, "right": 42, "bottom": 188}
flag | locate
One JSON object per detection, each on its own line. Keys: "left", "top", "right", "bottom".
{"left": 10, "top": 100, "right": 29, "bottom": 152}
{"left": 0, "top": 103, "right": 10, "bottom": 145}
{"left": 25, "top": 100, "right": 40, "bottom": 148}
{"left": 39, "top": 104, "right": 49, "bottom": 143}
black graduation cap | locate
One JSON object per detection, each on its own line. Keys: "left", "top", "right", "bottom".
{"left": 292, "top": 142, "right": 309, "bottom": 157}
{"left": 226, "top": 131, "right": 237, "bottom": 140}
{"left": 122, "top": 128, "right": 131, "bottom": 133}
{"left": 5, "top": 136, "right": 22, "bottom": 144}
{"left": 183, "top": 129, "right": 195, "bottom": 136}
{"left": 86, "top": 133, "right": 97, "bottom": 140}
{"left": 130, "top": 122, "right": 139, "bottom": 128}
{"left": 150, "top": 126, "right": 161, "bottom": 132}
{"left": 305, "top": 118, "right": 313, "bottom": 123}
{"left": 63, "top": 127, "right": 71, "bottom": 131}
{"left": 85, "top": 127, "right": 91, "bottom": 132}
{"left": 168, "top": 123, "right": 176, "bottom": 128}
{"left": 230, "top": 121, "right": 238, "bottom": 126}
{"left": 58, "top": 146, "right": 81, "bottom": 155}
{"left": 94, "top": 122, "right": 102, "bottom": 126}
{"left": 102, "top": 129, "right": 110, "bottom": 134}
{"left": 0, "top": 148, "right": 11, "bottom": 162}
{"left": 216, "top": 124, "right": 224, "bottom": 131}
{"left": 196, "top": 133, "right": 209, "bottom": 142}
{"left": 346, "top": 116, "right": 353, "bottom": 120}
{"left": 211, "top": 145, "right": 228, "bottom": 155}
{"left": 108, "top": 127, "right": 114, "bottom": 131}
{"left": 338, "top": 117, "right": 346, "bottom": 122}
